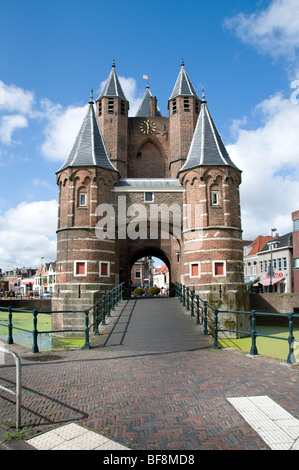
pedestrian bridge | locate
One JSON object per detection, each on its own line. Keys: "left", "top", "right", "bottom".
{"left": 91, "top": 297, "right": 213, "bottom": 352}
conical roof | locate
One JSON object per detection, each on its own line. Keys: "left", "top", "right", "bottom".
{"left": 179, "top": 95, "right": 239, "bottom": 173}
{"left": 97, "top": 61, "right": 127, "bottom": 100}
{"left": 57, "top": 94, "right": 118, "bottom": 173}
{"left": 135, "top": 85, "right": 162, "bottom": 117}
{"left": 169, "top": 60, "right": 199, "bottom": 100}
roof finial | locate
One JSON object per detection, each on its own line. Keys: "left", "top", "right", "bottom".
{"left": 112, "top": 59, "right": 116, "bottom": 68}
{"left": 181, "top": 58, "right": 184, "bottom": 67}
{"left": 89, "top": 88, "right": 94, "bottom": 103}
{"left": 202, "top": 88, "right": 207, "bottom": 103}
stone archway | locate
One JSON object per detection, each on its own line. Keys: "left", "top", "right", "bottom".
{"left": 129, "top": 247, "right": 172, "bottom": 297}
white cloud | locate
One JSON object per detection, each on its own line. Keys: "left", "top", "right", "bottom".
{"left": 40, "top": 99, "right": 87, "bottom": 161}
{"left": 118, "top": 76, "right": 143, "bottom": 116}
{"left": 0, "top": 200, "right": 57, "bottom": 270}
{"left": 0, "top": 114, "right": 28, "bottom": 144}
{"left": 0, "top": 81, "right": 35, "bottom": 115}
{"left": 224, "top": 0, "right": 299, "bottom": 61}
{"left": 227, "top": 93, "right": 299, "bottom": 239}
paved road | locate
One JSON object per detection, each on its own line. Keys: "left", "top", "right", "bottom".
{"left": 0, "top": 298, "right": 298, "bottom": 450}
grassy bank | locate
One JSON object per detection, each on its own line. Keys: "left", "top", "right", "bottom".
{"left": 0, "top": 310, "right": 85, "bottom": 351}
{"left": 219, "top": 325, "right": 299, "bottom": 362}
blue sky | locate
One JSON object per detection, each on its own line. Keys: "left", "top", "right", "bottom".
{"left": 1, "top": 0, "right": 299, "bottom": 270}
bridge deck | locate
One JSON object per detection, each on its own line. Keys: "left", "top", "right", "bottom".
{"left": 91, "top": 297, "right": 212, "bottom": 352}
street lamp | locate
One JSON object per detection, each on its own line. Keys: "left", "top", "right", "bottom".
{"left": 269, "top": 228, "right": 277, "bottom": 293}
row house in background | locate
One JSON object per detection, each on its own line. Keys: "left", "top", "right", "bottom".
{"left": 153, "top": 264, "right": 170, "bottom": 294}
{"left": 0, "top": 267, "right": 37, "bottom": 295}
{"left": 130, "top": 257, "right": 154, "bottom": 290}
{"left": 34, "top": 262, "right": 57, "bottom": 295}
{"left": 292, "top": 210, "right": 299, "bottom": 293}
{"left": 243, "top": 232, "right": 293, "bottom": 293}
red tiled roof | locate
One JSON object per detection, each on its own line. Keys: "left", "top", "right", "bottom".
{"left": 247, "top": 236, "right": 272, "bottom": 255}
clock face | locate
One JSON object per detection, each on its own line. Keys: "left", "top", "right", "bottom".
{"left": 140, "top": 119, "right": 157, "bottom": 135}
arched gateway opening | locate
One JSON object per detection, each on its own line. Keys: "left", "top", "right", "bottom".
{"left": 129, "top": 248, "right": 172, "bottom": 297}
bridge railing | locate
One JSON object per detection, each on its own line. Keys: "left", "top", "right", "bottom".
{"left": 0, "top": 283, "right": 125, "bottom": 353}
{"left": 175, "top": 282, "right": 299, "bottom": 365}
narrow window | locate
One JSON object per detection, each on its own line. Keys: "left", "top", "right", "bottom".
{"left": 190, "top": 262, "right": 200, "bottom": 278}
{"left": 184, "top": 98, "right": 190, "bottom": 111}
{"left": 108, "top": 98, "right": 114, "bottom": 114}
{"left": 121, "top": 100, "right": 125, "bottom": 115}
{"left": 75, "top": 262, "right": 86, "bottom": 276}
{"left": 135, "top": 268, "right": 141, "bottom": 279}
{"left": 293, "top": 219, "right": 299, "bottom": 231}
{"left": 144, "top": 192, "right": 153, "bottom": 202}
{"left": 79, "top": 193, "right": 86, "bottom": 207}
{"left": 98, "top": 100, "right": 102, "bottom": 116}
{"left": 172, "top": 99, "right": 177, "bottom": 114}
{"left": 214, "top": 262, "right": 225, "bottom": 276}
{"left": 99, "top": 261, "right": 110, "bottom": 277}
{"left": 195, "top": 100, "right": 200, "bottom": 114}
{"left": 211, "top": 191, "right": 219, "bottom": 206}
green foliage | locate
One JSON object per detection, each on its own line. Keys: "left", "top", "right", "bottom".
{"left": 148, "top": 287, "right": 161, "bottom": 296}
{"left": 134, "top": 288, "right": 145, "bottom": 296}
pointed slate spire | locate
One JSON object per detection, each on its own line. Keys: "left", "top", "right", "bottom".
{"left": 135, "top": 84, "right": 162, "bottom": 117}
{"left": 58, "top": 93, "right": 118, "bottom": 173}
{"left": 169, "top": 59, "right": 199, "bottom": 100}
{"left": 97, "top": 60, "right": 127, "bottom": 100}
{"left": 179, "top": 93, "right": 239, "bottom": 173}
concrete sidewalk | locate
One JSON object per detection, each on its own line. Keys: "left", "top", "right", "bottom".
{"left": 0, "top": 298, "right": 298, "bottom": 450}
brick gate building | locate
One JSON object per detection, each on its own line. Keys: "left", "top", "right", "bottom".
{"left": 52, "top": 61, "right": 249, "bottom": 334}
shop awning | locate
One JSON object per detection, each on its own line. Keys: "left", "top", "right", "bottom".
{"left": 254, "top": 277, "right": 284, "bottom": 287}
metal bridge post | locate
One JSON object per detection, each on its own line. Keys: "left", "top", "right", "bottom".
{"left": 213, "top": 309, "right": 219, "bottom": 349}
{"left": 287, "top": 312, "right": 295, "bottom": 364}
{"left": 7, "top": 307, "right": 14, "bottom": 345}
{"left": 102, "top": 295, "right": 106, "bottom": 325}
{"left": 83, "top": 309, "right": 91, "bottom": 349}
{"left": 32, "top": 309, "right": 39, "bottom": 353}
{"left": 94, "top": 301, "right": 99, "bottom": 335}
{"left": 196, "top": 295, "right": 200, "bottom": 324}
{"left": 191, "top": 290, "right": 195, "bottom": 317}
{"left": 250, "top": 310, "right": 258, "bottom": 356}
{"left": 203, "top": 301, "right": 208, "bottom": 335}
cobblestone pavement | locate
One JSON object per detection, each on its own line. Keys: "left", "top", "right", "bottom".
{"left": 0, "top": 298, "right": 298, "bottom": 450}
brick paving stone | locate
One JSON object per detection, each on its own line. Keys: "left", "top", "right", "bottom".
{"left": 0, "top": 298, "right": 298, "bottom": 450}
